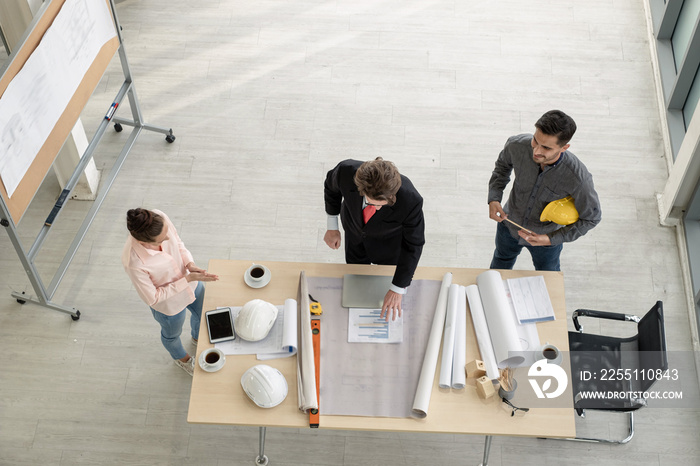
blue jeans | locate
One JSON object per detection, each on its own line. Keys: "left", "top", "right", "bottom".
{"left": 489, "top": 221, "right": 563, "bottom": 271}
{"left": 150, "top": 281, "right": 204, "bottom": 360}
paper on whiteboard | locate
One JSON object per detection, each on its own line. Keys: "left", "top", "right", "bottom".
{"left": 0, "top": 0, "right": 116, "bottom": 196}
{"left": 215, "top": 299, "right": 298, "bottom": 359}
{"left": 348, "top": 308, "right": 403, "bottom": 343}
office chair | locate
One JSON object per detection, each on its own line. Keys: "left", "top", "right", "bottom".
{"left": 567, "top": 300, "right": 667, "bottom": 444}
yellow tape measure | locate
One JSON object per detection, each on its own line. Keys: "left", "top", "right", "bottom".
{"left": 309, "top": 294, "right": 323, "bottom": 315}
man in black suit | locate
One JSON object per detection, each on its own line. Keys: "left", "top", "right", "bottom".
{"left": 324, "top": 158, "right": 425, "bottom": 321}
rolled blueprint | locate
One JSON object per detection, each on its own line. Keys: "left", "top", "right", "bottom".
{"left": 296, "top": 271, "right": 318, "bottom": 413}
{"left": 451, "top": 286, "right": 467, "bottom": 389}
{"left": 476, "top": 270, "right": 525, "bottom": 367}
{"left": 412, "top": 272, "right": 452, "bottom": 418}
{"left": 439, "top": 284, "right": 460, "bottom": 389}
{"left": 256, "top": 298, "right": 298, "bottom": 360}
{"left": 466, "top": 284, "right": 499, "bottom": 380}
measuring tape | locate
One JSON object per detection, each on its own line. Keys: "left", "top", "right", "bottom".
{"left": 309, "top": 319, "right": 320, "bottom": 428}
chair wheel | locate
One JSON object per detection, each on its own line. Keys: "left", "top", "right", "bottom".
{"left": 71, "top": 310, "right": 81, "bottom": 321}
{"left": 114, "top": 123, "right": 123, "bottom": 132}
{"left": 165, "top": 134, "right": 176, "bottom": 143}
{"left": 16, "top": 299, "right": 26, "bottom": 304}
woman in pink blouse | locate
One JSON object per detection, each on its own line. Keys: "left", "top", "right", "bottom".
{"left": 122, "top": 208, "right": 218, "bottom": 376}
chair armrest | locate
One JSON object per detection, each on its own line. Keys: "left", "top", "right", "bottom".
{"left": 572, "top": 309, "right": 641, "bottom": 333}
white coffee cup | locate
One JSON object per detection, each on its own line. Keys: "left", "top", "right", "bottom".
{"left": 199, "top": 347, "right": 225, "bottom": 372}
{"left": 539, "top": 343, "right": 562, "bottom": 365}
{"left": 246, "top": 264, "right": 267, "bottom": 282}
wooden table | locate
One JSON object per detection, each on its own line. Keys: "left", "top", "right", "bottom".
{"left": 188, "top": 260, "right": 575, "bottom": 465}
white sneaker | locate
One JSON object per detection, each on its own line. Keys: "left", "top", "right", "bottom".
{"left": 175, "top": 357, "right": 194, "bottom": 376}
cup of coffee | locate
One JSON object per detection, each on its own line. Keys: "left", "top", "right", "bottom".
{"left": 539, "top": 343, "right": 562, "bottom": 365}
{"left": 249, "top": 265, "right": 265, "bottom": 281}
{"left": 244, "top": 264, "right": 270, "bottom": 288}
{"left": 199, "top": 347, "right": 225, "bottom": 372}
{"left": 205, "top": 351, "right": 220, "bottom": 364}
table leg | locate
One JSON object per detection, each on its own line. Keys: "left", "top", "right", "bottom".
{"left": 479, "top": 435, "right": 492, "bottom": 466}
{"left": 255, "top": 426, "right": 269, "bottom": 465}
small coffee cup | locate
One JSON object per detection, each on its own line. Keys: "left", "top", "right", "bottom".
{"left": 199, "top": 347, "right": 225, "bottom": 372}
{"left": 539, "top": 343, "right": 562, "bottom": 365}
{"left": 247, "top": 264, "right": 266, "bottom": 282}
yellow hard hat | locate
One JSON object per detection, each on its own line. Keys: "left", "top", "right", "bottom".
{"left": 540, "top": 196, "right": 579, "bottom": 225}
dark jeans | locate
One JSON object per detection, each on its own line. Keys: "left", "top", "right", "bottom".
{"left": 489, "top": 221, "right": 563, "bottom": 271}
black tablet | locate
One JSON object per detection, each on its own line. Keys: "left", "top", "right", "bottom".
{"left": 205, "top": 308, "right": 236, "bottom": 343}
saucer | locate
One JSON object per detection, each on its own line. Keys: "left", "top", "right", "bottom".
{"left": 198, "top": 349, "right": 225, "bottom": 373}
{"left": 244, "top": 266, "right": 271, "bottom": 289}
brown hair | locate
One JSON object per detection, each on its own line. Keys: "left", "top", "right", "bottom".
{"left": 126, "top": 208, "right": 164, "bottom": 243}
{"left": 353, "top": 157, "right": 402, "bottom": 205}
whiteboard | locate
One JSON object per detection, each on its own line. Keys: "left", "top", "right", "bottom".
{"left": 0, "top": 0, "right": 118, "bottom": 224}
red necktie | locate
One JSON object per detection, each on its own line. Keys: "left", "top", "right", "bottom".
{"left": 363, "top": 205, "right": 376, "bottom": 224}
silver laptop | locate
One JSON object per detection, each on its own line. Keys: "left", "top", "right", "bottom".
{"left": 341, "top": 274, "right": 394, "bottom": 308}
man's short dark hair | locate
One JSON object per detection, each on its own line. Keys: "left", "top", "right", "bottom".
{"left": 354, "top": 157, "right": 402, "bottom": 205}
{"left": 535, "top": 110, "right": 577, "bottom": 146}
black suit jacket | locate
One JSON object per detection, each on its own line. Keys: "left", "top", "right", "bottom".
{"left": 324, "top": 159, "right": 425, "bottom": 288}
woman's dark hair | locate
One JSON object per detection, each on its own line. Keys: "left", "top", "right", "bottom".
{"left": 126, "top": 208, "right": 164, "bottom": 243}
{"left": 354, "top": 157, "right": 402, "bottom": 205}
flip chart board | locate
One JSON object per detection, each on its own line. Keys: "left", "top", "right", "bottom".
{"left": 0, "top": 0, "right": 118, "bottom": 224}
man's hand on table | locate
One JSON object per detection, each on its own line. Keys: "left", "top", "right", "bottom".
{"left": 381, "top": 290, "right": 402, "bottom": 322}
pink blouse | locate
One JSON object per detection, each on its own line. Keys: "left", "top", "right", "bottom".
{"left": 122, "top": 210, "right": 197, "bottom": 316}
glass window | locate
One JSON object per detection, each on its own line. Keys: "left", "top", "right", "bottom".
{"left": 672, "top": 0, "right": 700, "bottom": 68}
{"left": 683, "top": 66, "right": 700, "bottom": 128}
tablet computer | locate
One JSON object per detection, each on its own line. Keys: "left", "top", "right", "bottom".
{"left": 205, "top": 308, "right": 236, "bottom": 343}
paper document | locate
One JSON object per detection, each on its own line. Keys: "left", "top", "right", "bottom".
{"left": 506, "top": 275, "right": 555, "bottom": 324}
{"left": 309, "top": 276, "right": 441, "bottom": 419}
{"left": 348, "top": 308, "right": 403, "bottom": 343}
{"left": 0, "top": 0, "right": 116, "bottom": 196}
{"left": 215, "top": 299, "right": 298, "bottom": 359}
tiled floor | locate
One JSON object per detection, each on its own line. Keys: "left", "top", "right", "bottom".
{"left": 1, "top": 0, "right": 698, "bottom": 464}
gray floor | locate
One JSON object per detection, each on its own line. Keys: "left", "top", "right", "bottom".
{"left": 1, "top": 0, "right": 699, "bottom": 464}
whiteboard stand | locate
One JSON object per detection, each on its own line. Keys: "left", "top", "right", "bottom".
{"left": 0, "top": 0, "right": 174, "bottom": 320}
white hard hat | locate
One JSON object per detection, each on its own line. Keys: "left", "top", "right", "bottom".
{"left": 235, "top": 299, "right": 278, "bottom": 341}
{"left": 241, "top": 364, "right": 288, "bottom": 408}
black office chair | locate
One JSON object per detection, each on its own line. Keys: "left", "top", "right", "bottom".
{"left": 567, "top": 301, "right": 667, "bottom": 444}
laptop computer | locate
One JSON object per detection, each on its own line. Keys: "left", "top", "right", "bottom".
{"left": 341, "top": 274, "right": 394, "bottom": 308}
